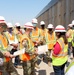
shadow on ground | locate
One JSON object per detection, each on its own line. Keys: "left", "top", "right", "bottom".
{"left": 35, "top": 69, "right": 46, "bottom": 75}
{"left": 50, "top": 72, "right": 54, "bottom": 75}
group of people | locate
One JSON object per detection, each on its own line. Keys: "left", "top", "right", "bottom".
{"left": 0, "top": 15, "right": 74, "bottom": 75}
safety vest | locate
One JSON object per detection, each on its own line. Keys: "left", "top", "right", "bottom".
{"left": 13, "top": 28, "right": 22, "bottom": 42}
{"left": 45, "top": 31, "right": 56, "bottom": 50}
{"left": 5, "top": 32, "right": 15, "bottom": 41}
{"left": 52, "top": 37, "right": 68, "bottom": 66}
{"left": 72, "top": 30, "right": 74, "bottom": 47}
{"left": 0, "top": 34, "right": 10, "bottom": 62}
{"left": 40, "top": 28, "right": 47, "bottom": 41}
{"left": 30, "top": 27, "right": 40, "bottom": 42}
{"left": 67, "top": 29, "right": 73, "bottom": 42}
{"left": 20, "top": 34, "right": 35, "bottom": 61}
{"left": 65, "top": 62, "right": 74, "bottom": 75}
{"left": 40, "top": 28, "right": 47, "bottom": 37}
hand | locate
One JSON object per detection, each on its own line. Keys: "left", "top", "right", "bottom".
{"left": 34, "top": 48, "right": 38, "bottom": 55}
{"left": 4, "top": 52, "right": 11, "bottom": 57}
{"left": 9, "top": 54, "right": 15, "bottom": 58}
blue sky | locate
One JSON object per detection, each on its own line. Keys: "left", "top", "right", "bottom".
{"left": 0, "top": 0, "right": 51, "bottom": 26}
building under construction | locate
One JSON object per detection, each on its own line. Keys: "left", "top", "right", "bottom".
{"left": 36, "top": 0, "right": 74, "bottom": 28}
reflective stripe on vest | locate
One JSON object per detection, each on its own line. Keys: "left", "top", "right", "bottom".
{"left": 0, "top": 34, "right": 10, "bottom": 62}
{"left": 30, "top": 27, "right": 40, "bottom": 41}
{"left": 67, "top": 29, "right": 73, "bottom": 42}
{"left": 55, "top": 38, "right": 67, "bottom": 57}
{"left": 5, "top": 32, "right": 15, "bottom": 41}
{"left": 45, "top": 32, "right": 56, "bottom": 44}
{"left": 45, "top": 31, "right": 56, "bottom": 49}
{"left": 54, "top": 38, "right": 67, "bottom": 57}
{"left": 52, "top": 37, "right": 68, "bottom": 66}
{"left": 20, "top": 34, "right": 34, "bottom": 61}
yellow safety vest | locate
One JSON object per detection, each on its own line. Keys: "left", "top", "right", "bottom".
{"left": 72, "top": 30, "right": 74, "bottom": 46}
{"left": 0, "top": 34, "right": 10, "bottom": 62}
{"left": 52, "top": 37, "right": 68, "bottom": 66}
{"left": 5, "top": 32, "right": 15, "bottom": 41}
{"left": 67, "top": 29, "right": 73, "bottom": 42}
{"left": 20, "top": 34, "right": 35, "bottom": 61}
{"left": 45, "top": 31, "right": 56, "bottom": 50}
{"left": 13, "top": 28, "right": 22, "bottom": 42}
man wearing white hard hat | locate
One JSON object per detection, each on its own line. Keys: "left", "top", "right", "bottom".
{"left": 20, "top": 22, "right": 37, "bottom": 75}
{"left": 40, "top": 21, "right": 47, "bottom": 41}
{"left": 52, "top": 25, "right": 68, "bottom": 75}
{"left": 0, "top": 16, "right": 19, "bottom": 75}
{"left": 14, "top": 22, "right": 22, "bottom": 34}
{"left": 30, "top": 18, "right": 42, "bottom": 68}
{"left": 14, "top": 22, "right": 23, "bottom": 43}
{"left": 37, "top": 21, "right": 48, "bottom": 64}
{"left": 66, "top": 24, "right": 73, "bottom": 58}
{"left": 45, "top": 24, "right": 56, "bottom": 66}
{"left": 6, "top": 22, "right": 22, "bottom": 68}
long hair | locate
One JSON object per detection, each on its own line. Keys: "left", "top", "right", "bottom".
{"left": 56, "top": 32, "right": 68, "bottom": 44}
{"left": 60, "top": 32, "right": 68, "bottom": 44}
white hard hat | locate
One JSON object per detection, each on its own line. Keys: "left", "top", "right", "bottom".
{"left": 7, "top": 23, "right": 13, "bottom": 28}
{"left": 40, "top": 21, "right": 45, "bottom": 25}
{"left": 15, "top": 23, "right": 20, "bottom": 27}
{"left": 55, "top": 25, "right": 66, "bottom": 32}
{"left": 24, "top": 22, "right": 34, "bottom": 29}
{"left": 47, "top": 24, "right": 54, "bottom": 28}
{"left": 72, "top": 20, "right": 74, "bottom": 25}
{"left": 0, "top": 16, "right": 6, "bottom": 24}
{"left": 32, "top": 18, "right": 38, "bottom": 24}
{"left": 68, "top": 24, "right": 73, "bottom": 27}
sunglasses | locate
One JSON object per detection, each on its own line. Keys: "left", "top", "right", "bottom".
{"left": 2, "top": 25, "right": 7, "bottom": 29}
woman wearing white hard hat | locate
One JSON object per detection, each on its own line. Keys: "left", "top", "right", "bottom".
{"left": 20, "top": 22, "right": 37, "bottom": 75}
{"left": 52, "top": 25, "right": 68, "bottom": 75}
{"left": 0, "top": 16, "right": 19, "bottom": 75}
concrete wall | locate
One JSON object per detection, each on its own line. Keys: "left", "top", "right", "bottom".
{"left": 36, "top": 0, "right": 74, "bottom": 28}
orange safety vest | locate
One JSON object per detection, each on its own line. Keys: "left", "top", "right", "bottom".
{"left": 40, "top": 28, "right": 47, "bottom": 37}
{"left": 20, "top": 34, "right": 35, "bottom": 61}
{"left": 0, "top": 34, "right": 10, "bottom": 62}
{"left": 30, "top": 27, "right": 40, "bottom": 42}
{"left": 45, "top": 31, "right": 56, "bottom": 50}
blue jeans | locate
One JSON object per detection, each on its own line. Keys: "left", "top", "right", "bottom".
{"left": 53, "top": 62, "right": 66, "bottom": 75}
{"left": 10, "top": 49, "right": 20, "bottom": 66}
